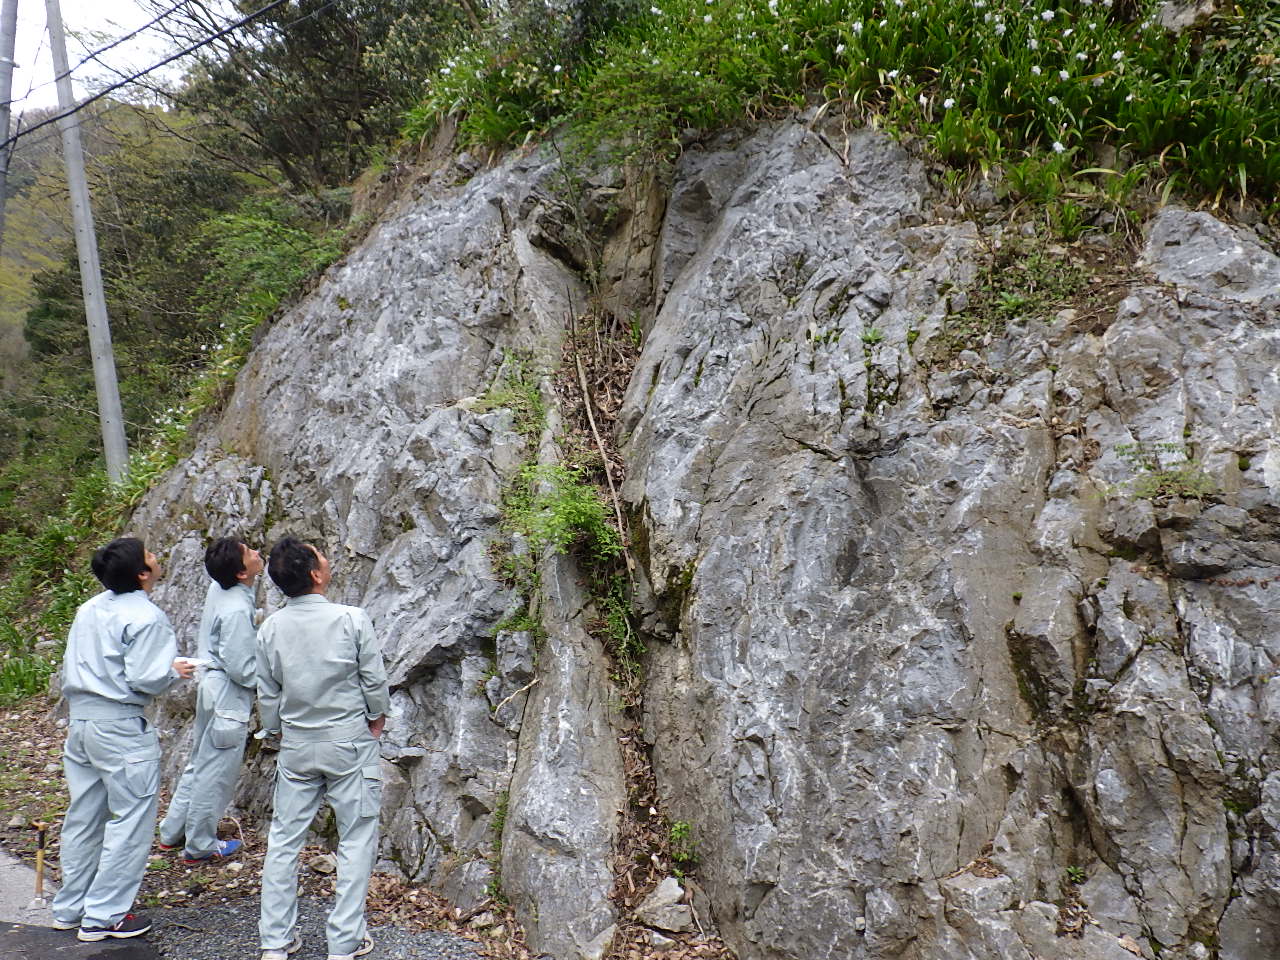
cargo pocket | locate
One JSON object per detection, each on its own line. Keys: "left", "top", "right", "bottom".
{"left": 209, "top": 710, "right": 248, "bottom": 750}
{"left": 121, "top": 748, "right": 160, "bottom": 799}
{"left": 359, "top": 764, "right": 383, "bottom": 818}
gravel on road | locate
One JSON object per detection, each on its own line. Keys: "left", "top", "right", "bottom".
{"left": 151, "top": 897, "right": 484, "bottom": 960}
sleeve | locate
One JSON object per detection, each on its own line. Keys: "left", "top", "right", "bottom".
{"left": 219, "top": 608, "right": 257, "bottom": 689}
{"left": 353, "top": 609, "right": 390, "bottom": 721}
{"left": 256, "top": 626, "right": 282, "bottom": 735}
{"left": 123, "top": 615, "right": 179, "bottom": 696}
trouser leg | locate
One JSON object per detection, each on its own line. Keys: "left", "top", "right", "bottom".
{"left": 259, "top": 743, "right": 324, "bottom": 951}
{"left": 183, "top": 717, "right": 246, "bottom": 858}
{"left": 80, "top": 718, "right": 161, "bottom": 929}
{"left": 322, "top": 738, "right": 382, "bottom": 956}
{"left": 161, "top": 678, "right": 214, "bottom": 847}
{"left": 158, "top": 746, "right": 197, "bottom": 847}
{"left": 51, "top": 721, "right": 107, "bottom": 925}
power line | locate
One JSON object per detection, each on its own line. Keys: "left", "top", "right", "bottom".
{"left": 1, "top": 0, "right": 190, "bottom": 107}
{"left": 0, "top": 0, "right": 298, "bottom": 153}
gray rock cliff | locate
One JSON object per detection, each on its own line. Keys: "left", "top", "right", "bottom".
{"left": 127, "top": 118, "right": 1279, "bottom": 960}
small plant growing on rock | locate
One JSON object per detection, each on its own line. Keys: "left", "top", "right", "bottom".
{"left": 669, "top": 820, "right": 698, "bottom": 876}
{"left": 1114, "top": 442, "right": 1216, "bottom": 502}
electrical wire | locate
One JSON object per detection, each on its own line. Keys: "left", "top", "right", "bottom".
{"left": 0, "top": 0, "right": 300, "bottom": 152}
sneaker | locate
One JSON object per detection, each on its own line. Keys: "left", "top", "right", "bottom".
{"left": 181, "top": 837, "right": 242, "bottom": 865}
{"left": 156, "top": 838, "right": 182, "bottom": 852}
{"left": 328, "top": 937, "right": 374, "bottom": 960}
{"left": 260, "top": 935, "right": 303, "bottom": 960}
{"left": 78, "top": 913, "right": 152, "bottom": 941}
{"left": 50, "top": 917, "right": 80, "bottom": 930}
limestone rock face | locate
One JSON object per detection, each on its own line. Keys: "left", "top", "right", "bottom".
{"left": 127, "top": 117, "right": 1279, "bottom": 960}
{"left": 621, "top": 125, "right": 1278, "bottom": 960}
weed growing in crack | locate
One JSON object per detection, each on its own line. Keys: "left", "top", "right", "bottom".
{"left": 1114, "top": 441, "right": 1216, "bottom": 501}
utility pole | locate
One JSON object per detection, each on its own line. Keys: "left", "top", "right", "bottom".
{"left": 0, "top": 0, "right": 19, "bottom": 258}
{"left": 45, "top": 0, "right": 128, "bottom": 480}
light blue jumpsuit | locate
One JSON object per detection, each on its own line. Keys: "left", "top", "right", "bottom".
{"left": 52, "top": 589, "right": 179, "bottom": 930}
{"left": 256, "top": 595, "right": 389, "bottom": 957}
{"left": 158, "top": 580, "right": 256, "bottom": 858}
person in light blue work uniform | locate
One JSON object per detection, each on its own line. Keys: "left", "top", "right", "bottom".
{"left": 257, "top": 537, "right": 389, "bottom": 960}
{"left": 157, "top": 536, "right": 264, "bottom": 864}
{"left": 51, "top": 537, "right": 196, "bottom": 941}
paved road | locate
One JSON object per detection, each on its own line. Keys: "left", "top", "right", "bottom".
{"left": 0, "top": 848, "right": 160, "bottom": 957}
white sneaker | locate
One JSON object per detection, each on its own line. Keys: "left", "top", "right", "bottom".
{"left": 260, "top": 934, "right": 302, "bottom": 959}
{"left": 327, "top": 936, "right": 374, "bottom": 960}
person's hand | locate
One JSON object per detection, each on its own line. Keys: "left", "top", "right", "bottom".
{"left": 368, "top": 715, "right": 386, "bottom": 739}
{"left": 172, "top": 658, "right": 196, "bottom": 679}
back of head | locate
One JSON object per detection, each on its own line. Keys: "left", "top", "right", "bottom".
{"left": 205, "top": 537, "right": 247, "bottom": 590}
{"left": 90, "top": 537, "right": 148, "bottom": 594}
{"left": 268, "top": 537, "right": 318, "bottom": 598}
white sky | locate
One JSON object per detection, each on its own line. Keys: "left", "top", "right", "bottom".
{"left": 10, "top": 0, "right": 183, "bottom": 113}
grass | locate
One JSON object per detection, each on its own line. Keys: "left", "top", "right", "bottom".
{"left": 406, "top": 0, "right": 1280, "bottom": 207}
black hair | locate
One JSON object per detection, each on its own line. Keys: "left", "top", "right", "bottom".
{"left": 205, "top": 537, "right": 247, "bottom": 590}
{"left": 268, "top": 537, "right": 320, "bottom": 598}
{"left": 90, "top": 537, "right": 149, "bottom": 594}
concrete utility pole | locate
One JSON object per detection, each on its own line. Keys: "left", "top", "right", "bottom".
{"left": 45, "top": 0, "right": 128, "bottom": 480}
{"left": 0, "top": 0, "right": 20, "bottom": 258}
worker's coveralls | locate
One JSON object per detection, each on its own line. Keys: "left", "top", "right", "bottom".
{"left": 256, "top": 595, "right": 389, "bottom": 957}
{"left": 158, "top": 580, "right": 257, "bottom": 858}
{"left": 52, "top": 589, "right": 179, "bottom": 929}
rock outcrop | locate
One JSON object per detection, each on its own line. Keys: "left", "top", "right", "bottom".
{"left": 127, "top": 116, "right": 1279, "bottom": 960}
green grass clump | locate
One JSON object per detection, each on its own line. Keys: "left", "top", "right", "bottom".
{"left": 409, "top": 0, "right": 1279, "bottom": 204}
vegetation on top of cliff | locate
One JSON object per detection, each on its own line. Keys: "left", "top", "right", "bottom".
{"left": 408, "top": 0, "right": 1279, "bottom": 206}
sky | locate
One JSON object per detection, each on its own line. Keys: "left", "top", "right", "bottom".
{"left": 9, "top": 0, "right": 182, "bottom": 113}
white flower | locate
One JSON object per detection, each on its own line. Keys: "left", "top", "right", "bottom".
{"left": 650, "top": 5, "right": 661, "bottom": 12}
{"left": 781, "top": 43, "right": 790, "bottom": 51}
{"left": 653, "top": 58, "right": 660, "bottom": 64}
{"left": 1092, "top": 76, "right": 1103, "bottom": 85}
{"left": 1031, "top": 65, "right": 1042, "bottom": 75}
{"left": 879, "top": 18, "right": 888, "bottom": 26}
{"left": 1063, "top": 27, "right": 1073, "bottom": 36}
{"left": 1052, "top": 141, "right": 1065, "bottom": 152}
{"left": 1028, "top": 37, "right": 1039, "bottom": 49}
{"left": 919, "top": 93, "right": 927, "bottom": 105}
{"left": 1047, "top": 95, "right": 1059, "bottom": 104}
{"left": 974, "top": 0, "right": 986, "bottom": 7}
{"left": 994, "top": 21, "right": 1006, "bottom": 34}
{"left": 984, "top": 12, "right": 993, "bottom": 22}
{"left": 553, "top": 64, "right": 562, "bottom": 72}
{"left": 1059, "top": 69, "right": 1069, "bottom": 80}
{"left": 895, "top": 0, "right": 905, "bottom": 6}
{"left": 1040, "top": 9, "right": 1054, "bottom": 20}
{"left": 1112, "top": 50, "right": 1123, "bottom": 60}
{"left": 704, "top": 13, "right": 712, "bottom": 21}
{"left": 852, "top": 20, "right": 863, "bottom": 32}
{"left": 1076, "top": 51, "right": 1088, "bottom": 61}
{"left": 835, "top": 43, "right": 846, "bottom": 53}
{"left": 943, "top": 97, "right": 955, "bottom": 108}
{"left": 441, "top": 67, "right": 451, "bottom": 74}
{"left": 1125, "top": 93, "right": 1134, "bottom": 101}
{"left": 888, "top": 69, "right": 899, "bottom": 78}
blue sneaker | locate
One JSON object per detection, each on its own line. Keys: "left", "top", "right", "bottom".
{"left": 181, "top": 838, "right": 242, "bottom": 865}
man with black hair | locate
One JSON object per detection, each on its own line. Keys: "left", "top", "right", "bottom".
{"left": 158, "top": 537, "right": 264, "bottom": 864}
{"left": 51, "top": 537, "right": 195, "bottom": 941}
{"left": 256, "top": 537, "right": 389, "bottom": 960}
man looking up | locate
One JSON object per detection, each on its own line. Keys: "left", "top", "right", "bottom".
{"left": 257, "top": 537, "right": 389, "bottom": 960}
{"left": 158, "top": 536, "right": 264, "bottom": 864}
{"left": 51, "top": 537, "right": 195, "bottom": 941}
